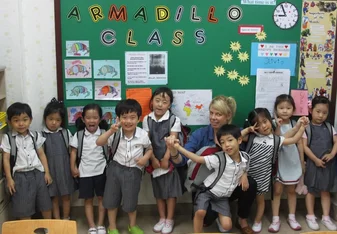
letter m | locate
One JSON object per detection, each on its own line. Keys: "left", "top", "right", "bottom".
{"left": 108, "top": 5, "right": 127, "bottom": 21}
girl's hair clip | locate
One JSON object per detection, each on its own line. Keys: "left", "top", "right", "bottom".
{"left": 51, "top": 97, "right": 63, "bottom": 104}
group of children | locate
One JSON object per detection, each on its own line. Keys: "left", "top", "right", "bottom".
{"left": 1, "top": 86, "right": 337, "bottom": 234}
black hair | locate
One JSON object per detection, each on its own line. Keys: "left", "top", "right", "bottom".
{"left": 7, "top": 102, "right": 32, "bottom": 120}
{"left": 116, "top": 99, "right": 142, "bottom": 118}
{"left": 274, "top": 94, "right": 296, "bottom": 113}
{"left": 149, "top": 87, "right": 174, "bottom": 110}
{"left": 312, "top": 95, "right": 330, "bottom": 109}
{"left": 75, "top": 103, "right": 108, "bottom": 131}
{"left": 43, "top": 98, "right": 66, "bottom": 128}
{"left": 247, "top": 108, "right": 272, "bottom": 127}
{"left": 216, "top": 124, "right": 242, "bottom": 143}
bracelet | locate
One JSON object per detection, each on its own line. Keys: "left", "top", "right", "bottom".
{"left": 171, "top": 152, "right": 179, "bottom": 159}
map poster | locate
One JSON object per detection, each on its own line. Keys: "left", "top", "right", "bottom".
{"left": 171, "top": 89, "right": 212, "bottom": 125}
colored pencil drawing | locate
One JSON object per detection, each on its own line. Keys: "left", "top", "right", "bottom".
{"left": 66, "top": 81, "right": 93, "bottom": 100}
{"left": 93, "top": 60, "right": 120, "bottom": 79}
{"left": 95, "top": 80, "right": 121, "bottom": 100}
{"left": 66, "top": 41, "right": 90, "bottom": 57}
{"left": 64, "top": 59, "right": 92, "bottom": 78}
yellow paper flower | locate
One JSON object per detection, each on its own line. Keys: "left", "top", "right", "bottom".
{"left": 227, "top": 70, "right": 239, "bottom": 81}
{"left": 255, "top": 31, "right": 267, "bottom": 41}
{"left": 238, "top": 52, "right": 249, "bottom": 62}
{"left": 214, "top": 66, "right": 225, "bottom": 77}
{"left": 221, "top": 52, "right": 233, "bottom": 63}
{"left": 230, "top": 41, "right": 241, "bottom": 52}
{"left": 238, "top": 75, "right": 250, "bottom": 86}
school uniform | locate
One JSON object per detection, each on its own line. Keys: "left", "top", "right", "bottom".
{"left": 194, "top": 152, "right": 248, "bottom": 217}
{"left": 103, "top": 127, "right": 151, "bottom": 213}
{"left": 248, "top": 134, "right": 284, "bottom": 194}
{"left": 70, "top": 128, "right": 106, "bottom": 199}
{"left": 143, "top": 111, "right": 182, "bottom": 199}
{"left": 1, "top": 131, "right": 52, "bottom": 218}
{"left": 42, "top": 127, "right": 75, "bottom": 197}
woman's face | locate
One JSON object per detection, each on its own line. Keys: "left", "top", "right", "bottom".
{"left": 209, "top": 106, "right": 230, "bottom": 130}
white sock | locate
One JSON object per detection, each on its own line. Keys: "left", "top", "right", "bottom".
{"left": 272, "top": 216, "right": 280, "bottom": 222}
{"left": 288, "top": 214, "right": 295, "bottom": 220}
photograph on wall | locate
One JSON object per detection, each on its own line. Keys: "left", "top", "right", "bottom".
{"left": 67, "top": 106, "right": 83, "bottom": 125}
{"left": 94, "top": 80, "right": 121, "bottom": 100}
{"left": 102, "top": 106, "right": 117, "bottom": 124}
{"left": 65, "top": 81, "right": 93, "bottom": 100}
{"left": 298, "top": 1, "right": 336, "bottom": 100}
{"left": 93, "top": 60, "right": 120, "bottom": 79}
{"left": 64, "top": 59, "right": 92, "bottom": 78}
{"left": 125, "top": 51, "right": 168, "bottom": 85}
{"left": 66, "top": 41, "right": 90, "bottom": 57}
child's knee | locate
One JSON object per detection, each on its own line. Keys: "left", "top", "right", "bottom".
{"left": 194, "top": 209, "right": 206, "bottom": 218}
{"left": 220, "top": 217, "right": 232, "bottom": 230}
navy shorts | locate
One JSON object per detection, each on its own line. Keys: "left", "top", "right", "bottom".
{"left": 78, "top": 172, "right": 106, "bottom": 199}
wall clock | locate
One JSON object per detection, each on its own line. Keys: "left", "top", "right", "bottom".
{"left": 273, "top": 2, "right": 299, "bottom": 29}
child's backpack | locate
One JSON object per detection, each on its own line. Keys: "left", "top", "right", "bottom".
{"left": 6, "top": 131, "right": 39, "bottom": 176}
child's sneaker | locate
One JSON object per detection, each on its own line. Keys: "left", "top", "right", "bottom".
{"left": 252, "top": 222, "right": 262, "bottom": 233}
{"left": 97, "top": 226, "right": 106, "bottom": 234}
{"left": 268, "top": 220, "right": 280, "bottom": 233}
{"left": 306, "top": 216, "right": 319, "bottom": 230}
{"left": 153, "top": 219, "right": 166, "bottom": 232}
{"left": 321, "top": 217, "right": 337, "bottom": 231}
{"left": 107, "top": 229, "right": 119, "bottom": 234}
{"left": 128, "top": 225, "right": 144, "bottom": 234}
{"left": 162, "top": 219, "right": 174, "bottom": 234}
{"left": 88, "top": 227, "right": 97, "bottom": 234}
{"left": 287, "top": 218, "right": 301, "bottom": 230}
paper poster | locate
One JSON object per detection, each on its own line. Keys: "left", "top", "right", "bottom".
{"left": 298, "top": 1, "right": 336, "bottom": 101}
{"left": 126, "top": 88, "right": 152, "bottom": 121}
{"left": 64, "top": 59, "right": 92, "bottom": 78}
{"left": 291, "top": 89, "right": 309, "bottom": 116}
{"left": 66, "top": 41, "right": 90, "bottom": 57}
{"left": 171, "top": 89, "right": 212, "bottom": 125}
{"left": 251, "top": 43, "right": 297, "bottom": 76}
{"left": 125, "top": 51, "right": 168, "bottom": 85}
{"left": 67, "top": 106, "right": 83, "bottom": 125}
{"left": 255, "top": 69, "right": 291, "bottom": 115}
{"left": 94, "top": 80, "right": 121, "bottom": 100}
{"left": 241, "top": 0, "right": 276, "bottom": 5}
{"left": 238, "top": 25, "right": 264, "bottom": 34}
{"left": 102, "top": 106, "right": 117, "bottom": 124}
{"left": 93, "top": 60, "right": 120, "bottom": 79}
{"left": 65, "top": 82, "right": 92, "bottom": 100}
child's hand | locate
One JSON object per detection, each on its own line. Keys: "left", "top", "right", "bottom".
{"left": 248, "top": 123, "right": 258, "bottom": 134}
{"left": 239, "top": 173, "right": 249, "bottom": 191}
{"left": 275, "top": 118, "right": 283, "bottom": 128}
{"left": 135, "top": 157, "right": 147, "bottom": 167}
{"left": 322, "top": 153, "right": 334, "bottom": 163}
{"left": 109, "top": 119, "right": 120, "bottom": 133}
{"left": 45, "top": 172, "right": 53, "bottom": 186}
{"left": 314, "top": 158, "right": 326, "bottom": 168}
{"left": 160, "top": 159, "right": 169, "bottom": 169}
{"left": 165, "top": 136, "right": 180, "bottom": 149}
{"left": 298, "top": 116, "right": 310, "bottom": 127}
{"left": 6, "top": 178, "right": 16, "bottom": 195}
{"left": 71, "top": 167, "right": 79, "bottom": 178}
{"left": 151, "top": 158, "right": 160, "bottom": 169}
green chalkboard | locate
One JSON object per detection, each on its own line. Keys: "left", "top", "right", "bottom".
{"left": 55, "top": 0, "right": 301, "bottom": 133}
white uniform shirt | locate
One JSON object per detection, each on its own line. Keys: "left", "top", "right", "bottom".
{"left": 70, "top": 128, "right": 106, "bottom": 177}
{"left": 1, "top": 131, "right": 45, "bottom": 175}
{"left": 204, "top": 152, "right": 248, "bottom": 197}
{"left": 142, "top": 110, "right": 181, "bottom": 133}
{"left": 109, "top": 127, "right": 151, "bottom": 170}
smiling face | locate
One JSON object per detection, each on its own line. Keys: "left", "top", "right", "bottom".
{"left": 151, "top": 93, "right": 171, "bottom": 120}
{"left": 10, "top": 113, "right": 32, "bottom": 135}
{"left": 119, "top": 111, "right": 139, "bottom": 134}
{"left": 276, "top": 101, "right": 294, "bottom": 122}
{"left": 83, "top": 109, "right": 100, "bottom": 133}
{"left": 219, "top": 134, "right": 242, "bottom": 157}
{"left": 209, "top": 107, "right": 231, "bottom": 131}
{"left": 45, "top": 112, "right": 62, "bottom": 132}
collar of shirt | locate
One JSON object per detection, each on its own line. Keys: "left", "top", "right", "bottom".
{"left": 148, "top": 110, "right": 170, "bottom": 122}
{"left": 224, "top": 151, "right": 248, "bottom": 164}
{"left": 84, "top": 128, "right": 101, "bottom": 136}
{"left": 121, "top": 127, "right": 141, "bottom": 140}
{"left": 42, "top": 126, "right": 63, "bottom": 133}
{"left": 256, "top": 133, "right": 274, "bottom": 139}
{"left": 11, "top": 130, "right": 35, "bottom": 138}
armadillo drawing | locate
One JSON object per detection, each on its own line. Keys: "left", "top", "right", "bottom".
{"left": 70, "top": 86, "right": 90, "bottom": 98}
{"left": 98, "top": 85, "right": 118, "bottom": 97}
{"left": 97, "top": 65, "right": 118, "bottom": 78}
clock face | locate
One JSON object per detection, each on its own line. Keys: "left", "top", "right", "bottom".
{"left": 273, "top": 2, "right": 299, "bottom": 29}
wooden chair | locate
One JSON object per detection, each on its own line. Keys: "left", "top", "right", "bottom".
{"left": 1, "top": 219, "right": 77, "bottom": 234}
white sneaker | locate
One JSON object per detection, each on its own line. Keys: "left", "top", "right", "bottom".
{"left": 306, "top": 216, "right": 319, "bottom": 231}
{"left": 252, "top": 222, "right": 262, "bottom": 233}
{"left": 287, "top": 218, "right": 301, "bottom": 230}
{"left": 162, "top": 219, "right": 174, "bottom": 234}
{"left": 88, "top": 227, "right": 97, "bottom": 234}
{"left": 97, "top": 226, "right": 106, "bottom": 234}
{"left": 216, "top": 218, "right": 229, "bottom": 233}
{"left": 321, "top": 217, "right": 337, "bottom": 231}
{"left": 268, "top": 220, "right": 280, "bottom": 233}
{"left": 153, "top": 219, "right": 166, "bottom": 233}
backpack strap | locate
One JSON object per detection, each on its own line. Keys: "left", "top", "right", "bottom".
{"left": 60, "top": 128, "right": 69, "bottom": 149}
{"left": 305, "top": 124, "right": 312, "bottom": 147}
{"left": 107, "top": 130, "right": 121, "bottom": 166}
{"left": 76, "top": 130, "right": 84, "bottom": 167}
{"left": 207, "top": 152, "right": 227, "bottom": 190}
{"left": 290, "top": 119, "right": 297, "bottom": 128}
{"left": 100, "top": 129, "right": 108, "bottom": 159}
{"left": 324, "top": 122, "right": 334, "bottom": 145}
{"left": 270, "top": 134, "right": 281, "bottom": 200}
{"left": 245, "top": 133, "right": 256, "bottom": 154}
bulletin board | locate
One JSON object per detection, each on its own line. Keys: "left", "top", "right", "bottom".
{"left": 55, "top": 0, "right": 303, "bottom": 133}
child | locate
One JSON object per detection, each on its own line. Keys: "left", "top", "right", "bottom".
{"left": 70, "top": 103, "right": 108, "bottom": 234}
{"left": 1, "top": 102, "right": 52, "bottom": 219}
{"left": 166, "top": 124, "right": 249, "bottom": 233}
{"left": 96, "top": 99, "right": 153, "bottom": 234}
{"left": 42, "top": 98, "right": 74, "bottom": 219}
{"left": 142, "top": 87, "right": 182, "bottom": 234}
{"left": 241, "top": 108, "right": 308, "bottom": 233}
{"left": 303, "top": 96, "right": 337, "bottom": 231}
{"left": 269, "top": 94, "right": 304, "bottom": 232}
